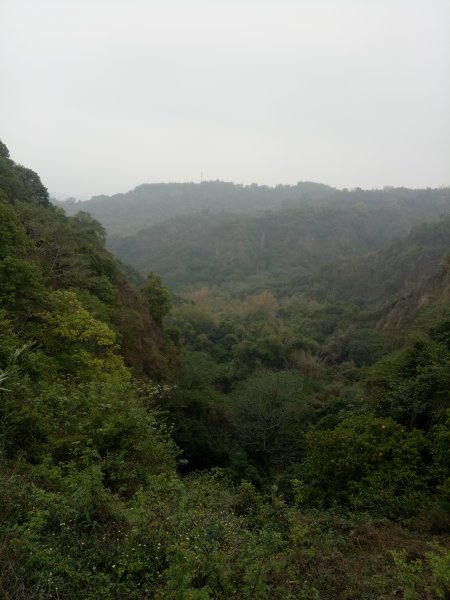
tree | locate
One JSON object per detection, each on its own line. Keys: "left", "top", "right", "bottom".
{"left": 142, "top": 272, "right": 171, "bottom": 325}
{"left": 297, "top": 414, "right": 428, "bottom": 519}
{"left": 230, "top": 370, "right": 315, "bottom": 476}
{"left": 38, "top": 289, "right": 126, "bottom": 379}
{"left": 0, "top": 139, "right": 10, "bottom": 158}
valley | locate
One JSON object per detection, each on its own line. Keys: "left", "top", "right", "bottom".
{"left": 1, "top": 142, "right": 449, "bottom": 598}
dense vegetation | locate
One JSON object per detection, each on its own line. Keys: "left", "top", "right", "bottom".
{"left": 57, "top": 181, "right": 339, "bottom": 236}
{"left": 1, "top": 141, "right": 450, "bottom": 598}
{"left": 59, "top": 180, "right": 450, "bottom": 238}
{"left": 83, "top": 184, "right": 449, "bottom": 296}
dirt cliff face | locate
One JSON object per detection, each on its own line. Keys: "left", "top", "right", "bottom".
{"left": 377, "top": 264, "right": 450, "bottom": 334}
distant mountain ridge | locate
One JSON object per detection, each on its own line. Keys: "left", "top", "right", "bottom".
{"left": 57, "top": 183, "right": 450, "bottom": 335}
{"left": 56, "top": 181, "right": 450, "bottom": 238}
{"left": 56, "top": 181, "right": 336, "bottom": 236}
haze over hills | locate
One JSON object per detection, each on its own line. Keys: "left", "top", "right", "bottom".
{"left": 300, "top": 216, "right": 450, "bottom": 336}
{"left": 57, "top": 181, "right": 450, "bottom": 238}
{"left": 58, "top": 183, "right": 450, "bottom": 305}
{"left": 57, "top": 181, "right": 337, "bottom": 236}
{"left": 305, "top": 216, "right": 450, "bottom": 308}
{"left": 58, "top": 180, "right": 450, "bottom": 374}
{"left": 3, "top": 140, "right": 450, "bottom": 597}
{"left": 57, "top": 180, "right": 450, "bottom": 350}
{"left": 2, "top": 0, "right": 450, "bottom": 594}
{"left": 107, "top": 199, "right": 449, "bottom": 289}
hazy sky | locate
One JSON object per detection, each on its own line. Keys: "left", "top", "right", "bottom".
{"left": 1, "top": 0, "right": 449, "bottom": 198}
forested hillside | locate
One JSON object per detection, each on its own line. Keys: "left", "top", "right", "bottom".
{"left": 2, "top": 142, "right": 450, "bottom": 599}
{"left": 56, "top": 181, "right": 337, "bottom": 236}
{"left": 58, "top": 182, "right": 450, "bottom": 238}
{"left": 305, "top": 217, "right": 450, "bottom": 307}
{"left": 106, "top": 197, "right": 450, "bottom": 293}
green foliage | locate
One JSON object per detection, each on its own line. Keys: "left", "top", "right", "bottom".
{"left": 0, "top": 352, "right": 179, "bottom": 596}
{"left": 0, "top": 198, "right": 32, "bottom": 258}
{"left": 0, "top": 142, "right": 49, "bottom": 206}
{"left": 61, "top": 180, "right": 450, "bottom": 241}
{"left": 0, "top": 142, "right": 48, "bottom": 205}
{"left": 36, "top": 290, "right": 125, "bottom": 378}
{"left": 391, "top": 544, "right": 450, "bottom": 599}
{"left": 297, "top": 414, "right": 428, "bottom": 519}
{"left": 365, "top": 324, "right": 450, "bottom": 430}
{"left": 99, "top": 186, "right": 450, "bottom": 299}
{"left": 307, "top": 214, "right": 450, "bottom": 311}
{"left": 158, "top": 350, "right": 231, "bottom": 471}
{"left": 2, "top": 145, "right": 450, "bottom": 597}
{"left": 17, "top": 199, "right": 119, "bottom": 301}
{"left": 0, "top": 139, "right": 9, "bottom": 158}
{"left": 335, "top": 327, "right": 394, "bottom": 366}
{"left": 142, "top": 271, "right": 172, "bottom": 324}
{"left": 229, "top": 370, "right": 320, "bottom": 478}
{"left": 0, "top": 255, "right": 46, "bottom": 314}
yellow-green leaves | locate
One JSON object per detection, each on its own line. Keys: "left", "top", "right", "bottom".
{"left": 44, "top": 290, "right": 116, "bottom": 348}
{"left": 39, "top": 290, "right": 127, "bottom": 379}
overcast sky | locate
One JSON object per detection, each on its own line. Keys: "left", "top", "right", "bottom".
{"left": 1, "top": 0, "right": 449, "bottom": 198}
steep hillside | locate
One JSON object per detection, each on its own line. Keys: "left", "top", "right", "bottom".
{"left": 377, "top": 254, "right": 450, "bottom": 333}
{"left": 0, "top": 143, "right": 176, "bottom": 380}
{"left": 304, "top": 216, "right": 450, "bottom": 310}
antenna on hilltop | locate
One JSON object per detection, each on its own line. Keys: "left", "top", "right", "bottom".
{"left": 200, "top": 171, "right": 203, "bottom": 183}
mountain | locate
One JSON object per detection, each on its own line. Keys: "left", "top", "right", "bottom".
{"left": 57, "top": 181, "right": 450, "bottom": 238}
{"left": 3, "top": 141, "right": 450, "bottom": 599}
{"left": 56, "top": 181, "right": 336, "bottom": 236}
{"left": 105, "top": 191, "right": 450, "bottom": 292}
{"left": 0, "top": 144, "right": 176, "bottom": 381}
{"left": 304, "top": 215, "right": 450, "bottom": 308}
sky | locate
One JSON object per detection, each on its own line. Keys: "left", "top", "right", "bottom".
{"left": 1, "top": 0, "right": 449, "bottom": 198}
